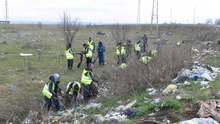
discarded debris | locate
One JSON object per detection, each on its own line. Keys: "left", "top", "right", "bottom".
{"left": 147, "top": 88, "right": 157, "bottom": 96}
{"left": 197, "top": 100, "right": 220, "bottom": 121}
{"left": 179, "top": 117, "right": 219, "bottom": 124}
{"left": 84, "top": 102, "right": 102, "bottom": 109}
{"left": 173, "top": 63, "right": 220, "bottom": 88}
{"left": 104, "top": 111, "right": 127, "bottom": 121}
{"left": 162, "top": 84, "right": 177, "bottom": 95}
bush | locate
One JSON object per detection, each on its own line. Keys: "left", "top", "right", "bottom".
{"left": 160, "top": 99, "right": 182, "bottom": 111}
{"left": 104, "top": 44, "right": 192, "bottom": 96}
{"left": 0, "top": 82, "right": 43, "bottom": 123}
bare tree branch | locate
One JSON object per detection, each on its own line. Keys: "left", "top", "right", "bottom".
{"left": 61, "top": 12, "right": 80, "bottom": 48}
{"left": 110, "top": 24, "right": 130, "bottom": 44}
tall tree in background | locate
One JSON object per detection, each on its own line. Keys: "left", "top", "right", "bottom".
{"left": 61, "top": 12, "right": 80, "bottom": 48}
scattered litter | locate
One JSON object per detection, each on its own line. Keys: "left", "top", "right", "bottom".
{"left": 148, "top": 113, "right": 156, "bottom": 116}
{"left": 151, "top": 98, "right": 161, "bottom": 104}
{"left": 173, "top": 62, "right": 220, "bottom": 88}
{"left": 176, "top": 95, "right": 182, "bottom": 100}
{"left": 147, "top": 88, "right": 157, "bottom": 96}
{"left": 200, "top": 81, "right": 209, "bottom": 87}
{"left": 179, "top": 117, "right": 219, "bottom": 124}
{"left": 123, "top": 108, "right": 137, "bottom": 118}
{"left": 162, "top": 84, "right": 177, "bottom": 95}
{"left": 184, "top": 81, "right": 191, "bottom": 86}
{"left": 116, "top": 100, "right": 136, "bottom": 111}
{"left": 84, "top": 102, "right": 102, "bottom": 109}
{"left": 95, "top": 114, "right": 105, "bottom": 123}
{"left": 104, "top": 111, "right": 127, "bottom": 121}
{"left": 19, "top": 53, "right": 33, "bottom": 57}
{"left": 197, "top": 100, "right": 220, "bottom": 121}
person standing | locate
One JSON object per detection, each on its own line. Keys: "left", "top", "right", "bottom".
{"left": 126, "top": 39, "right": 132, "bottom": 57}
{"left": 83, "top": 43, "right": 93, "bottom": 67}
{"left": 134, "top": 40, "right": 141, "bottom": 59}
{"left": 97, "top": 41, "right": 105, "bottom": 65}
{"left": 65, "top": 44, "right": 74, "bottom": 70}
{"left": 121, "top": 43, "right": 127, "bottom": 63}
{"left": 88, "top": 37, "right": 96, "bottom": 53}
{"left": 142, "top": 34, "right": 148, "bottom": 52}
{"left": 115, "top": 42, "right": 121, "bottom": 64}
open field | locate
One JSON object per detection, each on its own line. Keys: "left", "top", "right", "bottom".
{"left": 0, "top": 24, "right": 220, "bottom": 123}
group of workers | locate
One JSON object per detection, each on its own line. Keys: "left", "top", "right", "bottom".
{"left": 116, "top": 34, "right": 154, "bottom": 68}
{"left": 42, "top": 37, "right": 102, "bottom": 113}
{"left": 42, "top": 34, "right": 154, "bottom": 113}
{"left": 42, "top": 63, "right": 98, "bottom": 112}
{"left": 65, "top": 37, "right": 106, "bottom": 70}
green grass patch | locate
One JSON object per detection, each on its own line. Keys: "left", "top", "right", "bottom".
{"left": 160, "top": 99, "right": 182, "bottom": 111}
{"left": 208, "top": 56, "right": 220, "bottom": 67}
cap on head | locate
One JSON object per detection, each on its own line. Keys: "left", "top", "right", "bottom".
{"left": 49, "top": 73, "right": 60, "bottom": 83}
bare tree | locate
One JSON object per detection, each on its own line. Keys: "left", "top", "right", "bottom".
{"left": 110, "top": 24, "right": 130, "bottom": 44}
{"left": 61, "top": 12, "right": 80, "bottom": 48}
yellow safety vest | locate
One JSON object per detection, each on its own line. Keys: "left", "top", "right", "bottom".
{"left": 119, "top": 63, "right": 127, "bottom": 69}
{"left": 66, "top": 81, "right": 81, "bottom": 95}
{"left": 150, "top": 50, "right": 157, "bottom": 57}
{"left": 116, "top": 46, "right": 120, "bottom": 55}
{"left": 42, "top": 82, "right": 55, "bottom": 99}
{"left": 86, "top": 48, "right": 93, "bottom": 58}
{"left": 81, "top": 69, "right": 93, "bottom": 85}
{"left": 88, "top": 40, "right": 95, "bottom": 51}
{"left": 65, "top": 48, "right": 74, "bottom": 60}
{"left": 176, "top": 41, "right": 182, "bottom": 46}
{"left": 121, "top": 46, "right": 126, "bottom": 55}
{"left": 141, "top": 56, "right": 152, "bottom": 64}
{"left": 134, "top": 42, "right": 141, "bottom": 52}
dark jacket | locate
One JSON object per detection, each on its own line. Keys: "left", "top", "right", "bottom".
{"left": 97, "top": 43, "right": 105, "bottom": 55}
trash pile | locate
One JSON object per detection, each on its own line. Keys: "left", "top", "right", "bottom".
{"left": 104, "top": 100, "right": 137, "bottom": 122}
{"left": 172, "top": 62, "right": 220, "bottom": 88}
{"left": 197, "top": 100, "right": 220, "bottom": 121}
{"left": 180, "top": 117, "right": 219, "bottom": 124}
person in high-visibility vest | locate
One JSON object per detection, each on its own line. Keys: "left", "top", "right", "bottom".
{"left": 65, "top": 44, "right": 74, "bottom": 70}
{"left": 134, "top": 40, "right": 141, "bottom": 59}
{"left": 42, "top": 73, "right": 64, "bottom": 111}
{"left": 83, "top": 43, "right": 93, "bottom": 68}
{"left": 64, "top": 81, "right": 81, "bottom": 107}
{"left": 88, "top": 37, "right": 96, "bottom": 53}
{"left": 81, "top": 64, "right": 98, "bottom": 102}
{"left": 115, "top": 42, "right": 121, "bottom": 64}
{"left": 141, "top": 55, "right": 152, "bottom": 64}
{"left": 121, "top": 43, "right": 127, "bottom": 63}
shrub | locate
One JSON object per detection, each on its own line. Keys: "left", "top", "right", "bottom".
{"left": 104, "top": 44, "right": 192, "bottom": 96}
{"left": 160, "top": 99, "right": 182, "bottom": 111}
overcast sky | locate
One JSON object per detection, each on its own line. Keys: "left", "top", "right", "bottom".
{"left": 0, "top": 0, "right": 219, "bottom": 24}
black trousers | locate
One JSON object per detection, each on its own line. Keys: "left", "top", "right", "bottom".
{"left": 117, "top": 55, "right": 121, "bottom": 64}
{"left": 135, "top": 51, "right": 141, "bottom": 59}
{"left": 64, "top": 92, "right": 78, "bottom": 108}
{"left": 67, "top": 59, "right": 73, "bottom": 70}
{"left": 82, "top": 83, "right": 98, "bottom": 102}
{"left": 86, "top": 57, "right": 92, "bottom": 67}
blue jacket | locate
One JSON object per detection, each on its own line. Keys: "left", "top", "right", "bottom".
{"left": 97, "top": 46, "right": 105, "bottom": 55}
